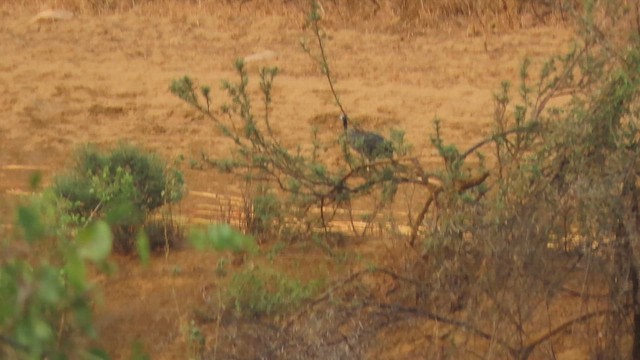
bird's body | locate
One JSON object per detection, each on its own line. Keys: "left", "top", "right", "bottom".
{"left": 340, "top": 113, "right": 393, "bottom": 161}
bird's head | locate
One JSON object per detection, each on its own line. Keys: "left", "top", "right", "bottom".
{"left": 339, "top": 113, "right": 348, "bottom": 130}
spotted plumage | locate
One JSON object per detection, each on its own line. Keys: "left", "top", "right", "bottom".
{"left": 340, "top": 113, "right": 393, "bottom": 161}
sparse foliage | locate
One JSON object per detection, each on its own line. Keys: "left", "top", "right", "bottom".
{"left": 170, "top": 57, "right": 414, "bottom": 240}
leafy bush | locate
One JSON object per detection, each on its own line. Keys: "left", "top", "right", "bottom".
{"left": 53, "top": 143, "right": 185, "bottom": 252}
{"left": 392, "top": 2, "right": 640, "bottom": 358}
{"left": 0, "top": 186, "right": 112, "bottom": 359}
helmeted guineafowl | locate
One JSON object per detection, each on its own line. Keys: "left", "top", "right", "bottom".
{"left": 340, "top": 113, "right": 393, "bottom": 161}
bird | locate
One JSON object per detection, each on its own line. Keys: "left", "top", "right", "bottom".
{"left": 339, "top": 113, "right": 393, "bottom": 161}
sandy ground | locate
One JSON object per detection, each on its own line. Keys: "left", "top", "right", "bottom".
{"left": 0, "top": 4, "right": 578, "bottom": 359}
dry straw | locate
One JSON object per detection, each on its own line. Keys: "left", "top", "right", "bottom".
{"left": 11, "top": 0, "right": 579, "bottom": 30}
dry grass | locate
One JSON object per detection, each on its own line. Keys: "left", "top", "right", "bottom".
{"left": 9, "top": 0, "right": 581, "bottom": 31}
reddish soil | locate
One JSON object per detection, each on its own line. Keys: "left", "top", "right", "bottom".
{"left": 0, "top": 3, "right": 580, "bottom": 359}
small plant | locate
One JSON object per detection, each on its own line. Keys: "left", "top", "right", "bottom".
{"left": 215, "top": 258, "right": 229, "bottom": 277}
{"left": 226, "top": 266, "right": 323, "bottom": 318}
{"left": 53, "top": 143, "right": 185, "bottom": 252}
{"left": 248, "top": 190, "right": 282, "bottom": 239}
{"left": 182, "top": 320, "right": 205, "bottom": 360}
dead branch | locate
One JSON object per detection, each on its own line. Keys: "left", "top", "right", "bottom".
{"left": 281, "top": 269, "right": 369, "bottom": 332}
{"left": 364, "top": 301, "right": 517, "bottom": 353}
{"left": 409, "top": 171, "right": 489, "bottom": 246}
{"left": 516, "top": 308, "right": 621, "bottom": 359}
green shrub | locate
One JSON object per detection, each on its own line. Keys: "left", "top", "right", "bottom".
{"left": 53, "top": 143, "right": 185, "bottom": 252}
{"left": 227, "top": 266, "right": 323, "bottom": 318}
{"left": 189, "top": 223, "right": 257, "bottom": 253}
{"left": 1, "top": 186, "right": 112, "bottom": 359}
{"left": 249, "top": 191, "right": 282, "bottom": 238}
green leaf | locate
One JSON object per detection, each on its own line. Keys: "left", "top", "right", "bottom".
{"left": 208, "top": 224, "right": 257, "bottom": 252}
{"left": 77, "top": 221, "right": 113, "bottom": 262}
{"left": 189, "top": 227, "right": 208, "bottom": 251}
{"left": 37, "top": 267, "right": 63, "bottom": 305}
{"left": 29, "top": 171, "right": 43, "bottom": 190}
{"left": 105, "top": 199, "right": 142, "bottom": 226}
{"left": 32, "top": 316, "right": 54, "bottom": 342}
{"left": 74, "top": 304, "right": 97, "bottom": 335}
{"left": 16, "top": 205, "right": 44, "bottom": 243}
{"left": 189, "top": 224, "right": 257, "bottom": 253}
{"left": 64, "top": 253, "right": 87, "bottom": 289}
{"left": 136, "top": 230, "right": 150, "bottom": 267}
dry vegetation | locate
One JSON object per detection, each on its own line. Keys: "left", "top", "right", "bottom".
{"left": 3, "top": 0, "right": 640, "bottom": 359}
{"left": 14, "top": 0, "right": 581, "bottom": 30}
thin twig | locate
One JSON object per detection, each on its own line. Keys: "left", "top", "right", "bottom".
{"left": 517, "top": 308, "right": 618, "bottom": 358}
{"left": 281, "top": 269, "right": 369, "bottom": 331}
{"left": 310, "top": 1, "right": 346, "bottom": 115}
{"left": 461, "top": 125, "right": 540, "bottom": 160}
{"left": 364, "top": 301, "right": 517, "bottom": 354}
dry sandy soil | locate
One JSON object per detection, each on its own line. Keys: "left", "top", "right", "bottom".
{"left": 0, "top": 3, "right": 580, "bottom": 359}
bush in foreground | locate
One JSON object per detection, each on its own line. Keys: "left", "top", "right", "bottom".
{"left": 0, "top": 185, "right": 112, "bottom": 359}
{"left": 53, "top": 143, "right": 185, "bottom": 252}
